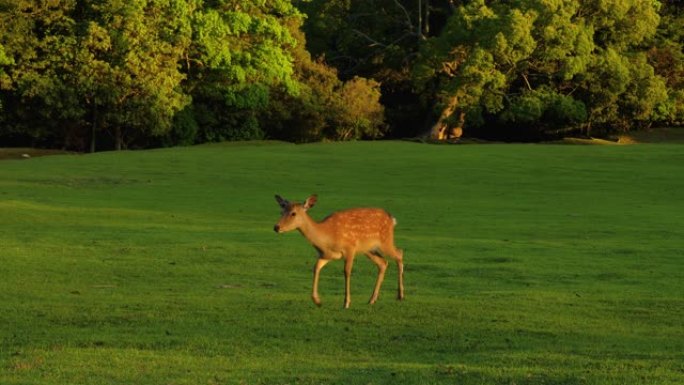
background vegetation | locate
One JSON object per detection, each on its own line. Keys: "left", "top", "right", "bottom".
{"left": 1, "top": 0, "right": 683, "bottom": 150}
{"left": 1, "top": 141, "right": 683, "bottom": 384}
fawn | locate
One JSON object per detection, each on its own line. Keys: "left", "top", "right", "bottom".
{"left": 273, "top": 194, "right": 404, "bottom": 308}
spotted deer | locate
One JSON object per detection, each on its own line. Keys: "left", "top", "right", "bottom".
{"left": 273, "top": 194, "right": 404, "bottom": 308}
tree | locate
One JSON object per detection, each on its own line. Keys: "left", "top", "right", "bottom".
{"left": 80, "top": 0, "right": 191, "bottom": 150}
{"left": 0, "top": 0, "right": 191, "bottom": 151}
{"left": 649, "top": 0, "right": 684, "bottom": 125}
{"left": 297, "top": 0, "right": 454, "bottom": 138}
{"left": 0, "top": 0, "right": 306, "bottom": 149}
{"left": 331, "top": 76, "right": 386, "bottom": 140}
{"left": 579, "top": 0, "right": 667, "bottom": 133}
{"left": 179, "top": 0, "right": 302, "bottom": 143}
{"left": 262, "top": 19, "right": 386, "bottom": 142}
{"left": 1, "top": 0, "right": 679, "bottom": 147}
{"left": 0, "top": 42, "right": 11, "bottom": 102}
{"left": 414, "top": 0, "right": 668, "bottom": 139}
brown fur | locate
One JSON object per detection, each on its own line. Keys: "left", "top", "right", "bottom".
{"left": 274, "top": 194, "right": 404, "bottom": 308}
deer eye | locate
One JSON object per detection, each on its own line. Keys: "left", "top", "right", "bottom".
{"left": 290, "top": 212, "right": 296, "bottom": 217}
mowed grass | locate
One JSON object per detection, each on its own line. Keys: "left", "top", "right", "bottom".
{"left": 1, "top": 141, "right": 683, "bottom": 385}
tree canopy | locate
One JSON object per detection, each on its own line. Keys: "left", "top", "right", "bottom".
{"left": 0, "top": 0, "right": 682, "bottom": 150}
{"left": 415, "top": 0, "right": 677, "bottom": 139}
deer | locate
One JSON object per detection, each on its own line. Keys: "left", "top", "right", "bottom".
{"left": 273, "top": 194, "right": 404, "bottom": 309}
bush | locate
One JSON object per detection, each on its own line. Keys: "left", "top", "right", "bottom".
{"left": 500, "top": 87, "right": 587, "bottom": 132}
{"left": 164, "top": 107, "right": 199, "bottom": 146}
{"left": 328, "top": 77, "right": 386, "bottom": 140}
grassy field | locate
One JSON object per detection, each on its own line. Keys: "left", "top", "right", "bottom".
{"left": 1, "top": 141, "right": 683, "bottom": 384}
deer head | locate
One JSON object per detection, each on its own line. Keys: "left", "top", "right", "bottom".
{"left": 273, "top": 194, "right": 317, "bottom": 233}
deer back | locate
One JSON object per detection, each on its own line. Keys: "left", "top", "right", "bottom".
{"left": 319, "top": 208, "right": 396, "bottom": 252}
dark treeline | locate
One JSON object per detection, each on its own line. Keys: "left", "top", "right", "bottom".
{"left": 0, "top": 0, "right": 682, "bottom": 151}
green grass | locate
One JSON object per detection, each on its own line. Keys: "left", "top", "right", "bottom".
{"left": 1, "top": 141, "right": 683, "bottom": 384}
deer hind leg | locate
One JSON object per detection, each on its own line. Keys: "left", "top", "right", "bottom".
{"left": 312, "top": 258, "right": 331, "bottom": 306}
{"left": 396, "top": 248, "right": 404, "bottom": 300}
{"left": 365, "top": 251, "right": 389, "bottom": 305}
{"left": 343, "top": 252, "right": 356, "bottom": 309}
{"left": 383, "top": 245, "right": 404, "bottom": 301}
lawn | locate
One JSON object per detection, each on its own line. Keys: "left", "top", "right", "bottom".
{"left": 1, "top": 141, "right": 683, "bottom": 384}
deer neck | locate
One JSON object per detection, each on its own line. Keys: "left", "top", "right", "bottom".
{"left": 297, "top": 213, "right": 329, "bottom": 250}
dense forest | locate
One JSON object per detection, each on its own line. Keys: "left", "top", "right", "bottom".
{"left": 0, "top": 0, "right": 683, "bottom": 151}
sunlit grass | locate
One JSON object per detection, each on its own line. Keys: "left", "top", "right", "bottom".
{"left": 1, "top": 141, "right": 683, "bottom": 384}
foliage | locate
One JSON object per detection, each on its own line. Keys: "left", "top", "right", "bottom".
{"left": 413, "top": 0, "right": 671, "bottom": 138}
{"left": 261, "top": 19, "right": 386, "bottom": 142}
{"left": 184, "top": 0, "right": 302, "bottom": 143}
{"left": 499, "top": 86, "right": 587, "bottom": 128}
{"left": 0, "top": 0, "right": 192, "bottom": 150}
{"left": 0, "top": 42, "right": 10, "bottom": 85}
{"left": 0, "top": 0, "right": 683, "bottom": 147}
{"left": 649, "top": 1, "right": 684, "bottom": 124}
{"left": 331, "top": 76, "right": 385, "bottom": 140}
{"left": 0, "top": 0, "right": 351, "bottom": 149}
{"left": 296, "top": 0, "right": 441, "bottom": 137}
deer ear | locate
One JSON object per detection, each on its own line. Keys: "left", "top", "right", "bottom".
{"left": 303, "top": 194, "right": 317, "bottom": 210}
{"left": 275, "top": 195, "right": 288, "bottom": 208}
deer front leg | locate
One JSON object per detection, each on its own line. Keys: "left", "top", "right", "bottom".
{"left": 343, "top": 254, "right": 355, "bottom": 309}
{"left": 311, "top": 258, "right": 330, "bottom": 306}
{"left": 312, "top": 258, "right": 331, "bottom": 306}
{"left": 365, "top": 252, "right": 388, "bottom": 305}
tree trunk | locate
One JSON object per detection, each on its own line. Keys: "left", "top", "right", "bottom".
{"left": 90, "top": 126, "right": 96, "bottom": 153}
{"left": 114, "top": 126, "right": 123, "bottom": 151}
{"left": 424, "top": 0, "right": 430, "bottom": 36}
{"left": 429, "top": 95, "right": 462, "bottom": 140}
{"left": 90, "top": 104, "right": 97, "bottom": 153}
{"left": 417, "top": 0, "right": 423, "bottom": 40}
